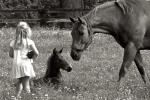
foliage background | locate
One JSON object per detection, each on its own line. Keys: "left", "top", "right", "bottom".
{"left": 0, "top": 0, "right": 112, "bottom": 19}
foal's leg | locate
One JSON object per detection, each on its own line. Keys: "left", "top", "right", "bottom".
{"left": 134, "top": 51, "right": 146, "bottom": 83}
{"left": 118, "top": 42, "right": 137, "bottom": 82}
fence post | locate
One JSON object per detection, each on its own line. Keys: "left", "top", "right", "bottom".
{"left": 38, "top": 9, "right": 47, "bottom": 26}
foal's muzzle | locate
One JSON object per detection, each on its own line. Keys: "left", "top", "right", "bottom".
{"left": 64, "top": 63, "right": 72, "bottom": 72}
{"left": 66, "top": 66, "right": 72, "bottom": 72}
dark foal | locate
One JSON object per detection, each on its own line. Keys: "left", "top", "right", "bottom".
{"left": 32, "top": 48, "right": 72, "bottom": 86}
{"left": 44, "top": 48, "right": 72, "bottom": 84}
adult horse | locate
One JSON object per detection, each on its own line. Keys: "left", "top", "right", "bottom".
{"left": 69, "top": 0, "right": 150, "bottom": 83}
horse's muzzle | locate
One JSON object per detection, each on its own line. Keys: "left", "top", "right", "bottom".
{"left": 70, "top": 49, "right": 81, "bottom": 61}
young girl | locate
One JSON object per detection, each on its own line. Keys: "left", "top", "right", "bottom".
{"left": 9, "top": 22, "right": 39, "bottom": 99}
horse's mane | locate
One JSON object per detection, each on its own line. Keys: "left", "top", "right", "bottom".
{"left": 84, "top": 0, "right": 146, "bottom": 19}
{"left": 47, "top": 54, "right": 54, "bottom": 68}
{"left": 83, "top": 1, "right": 116, "bottom": 25}
{"left": 96, "top": 1, "right": 116, "bottom": 9}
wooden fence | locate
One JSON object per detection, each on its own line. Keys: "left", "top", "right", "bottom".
{"left": 0, "top": 9, "right": 91, "bottom": 26}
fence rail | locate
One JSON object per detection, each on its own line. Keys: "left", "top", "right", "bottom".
{"left": 0, "top": 8, "right": 91, "bottom": 25}
{"left": 0, "top": 8, "right": 91, "bottom": 12}
{"left": 0, "top": 18, "right": 70, "bottom": 23}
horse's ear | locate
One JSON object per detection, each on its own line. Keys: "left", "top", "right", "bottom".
{"left": 59, "top": 48, "right": 63, "bottom": 53}
{"left": 69, "top": 17, "right": 76, "bottom": 23}
{"left": 78, "top": 17, "right": 86, "bottom": 24}
{"left": 53, "top": 48, "right": 57, "bottom": 54}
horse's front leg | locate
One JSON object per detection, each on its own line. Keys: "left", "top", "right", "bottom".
{"left": 118, "top": 42, "right": 138, "bottom": 82}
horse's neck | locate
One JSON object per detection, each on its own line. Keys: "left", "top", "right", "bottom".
{"left": 49, "top": 69, "right": 61, "bottom": 77}
{"left": 83, "top": 13, "right": 112, "bottom": 34}
{"left": 83, "top": 2, "right": 119, "bottom": 34}
{"left": 46, "top": 65, "right": 61, "bottom": 78}
{"left": 84, "top": 3, "right": 115, "bottom": 25}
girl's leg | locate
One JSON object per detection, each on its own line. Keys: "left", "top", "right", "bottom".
{"left": 22, "top": 76, "right": 31, "bottom": 93}
{"left": 16, "top": 78, "right": 23, "bottom": 98}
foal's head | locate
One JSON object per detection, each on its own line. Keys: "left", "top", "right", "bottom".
{"left": 51, "top": 48, "right": 72, "bottom": 72}
{"left": 45, "top": 48, "right": 72, "bottom": 80}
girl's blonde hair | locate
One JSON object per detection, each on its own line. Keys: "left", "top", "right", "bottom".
{"left": 14, "top": 22, "right": 32, "bottom": 50}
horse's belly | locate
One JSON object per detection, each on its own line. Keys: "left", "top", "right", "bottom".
{"left": 113, "top": 34, "right": 128, "bottom": 48}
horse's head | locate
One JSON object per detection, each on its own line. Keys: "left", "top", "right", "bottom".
{"left": 69, "top": 17, "right": 93, "bottom": 61}
{"left": 52, "top": 48, "right": 72, "bottom": 72}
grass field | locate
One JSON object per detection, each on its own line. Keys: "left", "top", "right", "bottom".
{"left": 1, "top": 27, "right": 150, "bottom": 100}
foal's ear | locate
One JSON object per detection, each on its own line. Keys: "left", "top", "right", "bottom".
{"left": 59, "top": 48, "right": 63, "bottom": 53}
{"left": 69, "top": 17, "right": 76, "bottom": 23}
{"left": 53, "top": 48, "right": 57, "bottom": 54}
{"left": 78, "top": 17, "right": 86, "bottom": 24}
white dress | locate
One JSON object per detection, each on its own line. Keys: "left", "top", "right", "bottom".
{"left": 10, "top": 39, "right": 36, "bottom": 79}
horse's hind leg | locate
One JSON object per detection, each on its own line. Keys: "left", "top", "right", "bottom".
{"left": 134, "top": 51, "right": 146, "bottom": 83}
{"left": 118, "top": 42, "right": 138, "bottom": 82}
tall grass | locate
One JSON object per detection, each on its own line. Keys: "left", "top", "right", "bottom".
{"left": 1, "top": 27, "right": 150, "bottom": 100}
